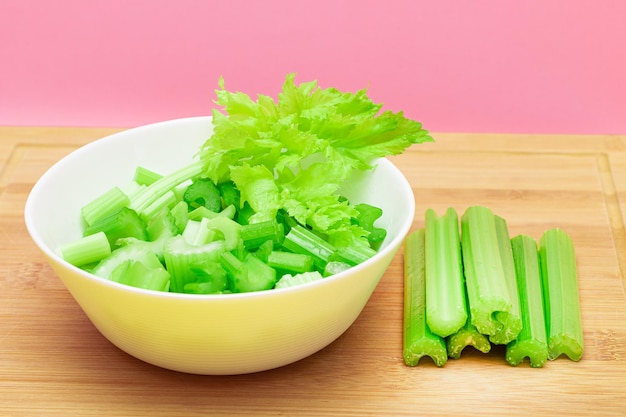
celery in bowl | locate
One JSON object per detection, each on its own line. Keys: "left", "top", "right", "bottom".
{"left": 24, "top": 116, "right": 416, "bottom": 375}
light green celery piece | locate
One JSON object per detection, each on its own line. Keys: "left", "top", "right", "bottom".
{"left": 81, "top": 186, "right": 130, "bottom": 226}
{"left": 274, "top": 271, "right": 323, "bottom": 289}
{"left": 109, "top": 259, "right": 170, "bottom": 292}
{"left": 403, "top": 229, "right": 448, "bottom": 367}
{"left": 506, "top": 234, "right": 549, "bottom": 367}
{"left": 141, "top": 190, "right": 178, "bottom": 222}
{"left": 129, "top": 160, "right": 203, "bottom": 218}
{"left": 539, "top": 228, "right": 584, "bottom": 361}
{"left": 461, "top": 206, "right": 520, "bottom": 343}
{"left": 424, "top": 208, "right": 468, "bottom": 338}
{"left": 60, "top": 231, "right": 111, "bottom": 267}
{"left": 134, "top": 166, "right": 163, "bottom": 186}
{"left": 488, "top": 215, "right": 523, "bottom": 344}
{"left": 446, "top": 319, "right": 491, "bottom": 360}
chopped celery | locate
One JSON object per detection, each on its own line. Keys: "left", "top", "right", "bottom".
{"left": 240, "top": 220, "right": 285, "bottom": 250}
{"left": 506, "top": 234, "right": 548, "bottom": 367}
{"left": 142, "top": 190, "right": 178, "bottom": 222}
{"left": 163, "top": 236, "right": 227, "bottom": 293}
{"left": 109, "top": 259, "right": 170, "bottom": 292}
{"left": 205, "top": 216, "right": 243, "bottom": 251}
{"left": 282, "top": 225, "right": 336, "bottom": 271}
{"left": 424, "top": 208, "right": 467, "bottom": 338}
{"left": 218, "top": 181, "right": 240, "bottom": 210}
{"left": 60, "top": 231, "right": 111, "bottom": 267}
{"left": 183, "top": 178, "right": 222, "bottom": 212}
{"left": 83, "top": 207, "right": 148, "bottom": 249}
{"left": 323, "top": 260, "right": 352, "bottom": 277}
{"left": 81, "top": 186, "right": 130, "bottom": 226}
{"left": 461, "top": 206, "right": 521, "bottom": 344}
{"left": 169, "top": 200, "right": 189, "bottom": 233}
{"left": 275, "top": 271, "right": 323, "bottom": 289}
{"left": 267, "top": 250, "right": 314, "bottom": 274}
{"left": 134, "top": 166, "right": 163, "bottom": 186}
{"left": 91, "top": 241, "right": 163, "bottom": 281}
{"left": 539, "top": 228, "right": 584, "bottom": 361}
{"left": 446, "top": 319, "right": 491, "bottom": 360}
{"left": 403, "top": 229, "right": 448, "bottom": 367}
{"left": 220, "top": 251, "right": 277, "bottom": 293}
{"left": 354, "top": 203, "right": 387, "bottom": 250}
{"left": 331, "top": 240, "right": 377, "bottom": 266}
{"left": 129, "top": 160, "right": 203, "bottom": 217}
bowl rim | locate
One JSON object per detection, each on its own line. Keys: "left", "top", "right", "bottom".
{"left": 24, "top": 116, "right": 415, "bottom": 301}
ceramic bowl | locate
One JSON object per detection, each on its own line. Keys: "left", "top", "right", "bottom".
{"left": 24, "top": 116, "right": 415, "bottom": 375}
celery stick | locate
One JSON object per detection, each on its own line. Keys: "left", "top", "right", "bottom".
{"left": 539, "top": 228, "right": 584, "bottom": 361}
{"left": 446, "top": 319, "right": 491, "bottom": 360}
{"left": 183, "top": 178, "right": 222, "bottom": 212}
{"left": 267, "top": 250, "right": 314, "bottom": 274}
{"left": 489, "top": 215, "right": 523, "bottom": 345}
{"left": 403, "top": 229, "right": 448, "bottom": 367}
{"left": 424, "top": 208, "right": 468, "bottom": 338}
{"left": 83, "top": 207, "right": 148, "bottom": 249}
{"left": 506, "top": 234, "right": 549, "bottom": 367}
{"left": 282, "top": 225, "right": 336, "bottom": 271}
{"left": 205, "top": 215, "right": 243, "bottom": 251}
{"left": 134, "top": 166, "right": 163, "bottom": 186}
{"left": 60, "top": 231, "right": 111, "bottom": 267}
{"left": 331, "top": 240, "right": 377, "bottom": 266}
{"left": 221, "top": 251, "right": 277, "bottom": 293}
{"left": 142, "top": 190, "right": 178, "bottom": 221}
{"left": 109, "top": 259, "right": 170, "bottom": 292}
{"left": 81, "top": 186, "right": 130, "bottom": 226}
{"left": 130, "top": 160, "right": 203, "bottom": 217}
{"left": 240, "top": 220, "right": 285, "bottom": 250}
{"left": 461, "top": 206, "right": 520, "bottom": 343}
{"left": 323, "top": 260, "right": 352, "bottom": 277}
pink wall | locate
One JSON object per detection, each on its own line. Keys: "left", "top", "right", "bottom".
{"left": 1, "top": 0, "right": 625, "bottom": 134}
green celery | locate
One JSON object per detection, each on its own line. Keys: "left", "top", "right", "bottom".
{"left": 461, "top": 206, "right": 521, "bottom": 344}
{"left": 354, "top": 203, "right": 387, "bottom": 250}
{"left": 141, "top": 190, "right": 178, "bottom": 222}
{"left": 183, "top": 177, "right": 222, "bottom": 213}
{"left": 267, "top": 250, "right": 314, "bottom": 274}
{"left": 134, "top": 166, "right": 163, "bottom": 186}
{"left": 424, "top": 208, "right": 467, "bottom": 338}
{"left": 83, "top": 207, "right": 148, "bottom": 249}
{"left": 81, "top": 186, "right": 130, "bottom": 226}
{"left": 446, "top": 319, "right": 491, "bottom": 360}
{"left": 274, "top": 271, "right": 323, "bottom": 289}
{"left": 240, "top": 220, "right": 285, "bottom": 250}
{"left": 489, "top": 215, "right": 523, "bottom": 344}
{"left": 403, "top": 229, "right": 448, "bottom": 367}
{"left": 539, "top": 228, "right": 584, "bottom": 361}
{"left": 129, "top": 160, "right": 203, "bottom": 217}
{"left": 60, "top": 231, "right": 112, "bottom": 267}
{"left": 282, "top": 225, "right": 336, "bottom": 271}
{"left": 220, "top": 251, "right": 277, "bottom": 293}
{"left": 205, "top": 215, "right": 243, "bottom": 251}
{"left": 323, "top": 260, "right": 352, "bottom": 277}
{"left": 506, "top": 234, "right": 549, "bottom": 367}
{"left": 109, "top": 259, "right": 170, "bottom": 292}
{"left": 163, "top": 236, "right": 227, "bottom": 293}
{"left": 218, "top": 181, "right": 240, "bottom": 210}
{"left": 331, "top": 240, "right": 377, "bottom": 266}
{"left": 91, "top": 240, "right": 163, "bottom": 281}
{"left": 169, "top": 200, "right": 189, "bottom": 233}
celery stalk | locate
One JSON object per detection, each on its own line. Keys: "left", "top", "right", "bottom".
{"left": 134, "top": 166, "right": 163, "bottom": 186}
{"left": 539, "top": 228, "right": 584, "bottom": 361}
{"left": 461, "top": 206, "right": 521, "bottom": 344}
{"left": 424, "top": 208, "right": 468, "bottom": 338}
{"left": 446, "top": 319, "right": 491, "bottom": 360}
{"left": 403, "top": 229, "right": 448, "bottom": 367}
{"left": 506, "top": 234, "right": 549, "bottom": 367}
{"left": 81, "top": 186, "right": 130, "bottom": 226}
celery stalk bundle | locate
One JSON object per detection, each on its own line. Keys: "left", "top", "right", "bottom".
{"left": 403, "top": 205, "right": 583, "bottom": 367}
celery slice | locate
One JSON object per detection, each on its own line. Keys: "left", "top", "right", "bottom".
{"left": 403, "top": 229, "right": 448, "bottom": 367}
{"left": 83, "top": 207, "right": 148, "bottom": 249}
{"left": 506, "top": 234, "right": 549, "bottom": 367}
{"left": 81, "top": 186, "right": 130, "bottom": 226}
{"left": 424, "top": 208, "right": 468, "bottom": 338}
{"left": 281, "top": 225, "right": 336, "bottom": 270}
{"left": 275, "top": 271, "right": 323, "bottom": 289}
{"left": 461, "top": 206, "right": 521, "bottom": 344}
{"left": 134, "top": 166, "right": 163, "bottom": 186}
{"left": 60, "top": 231, "right": 112, "bottom": 267}
{"left": 539, "top": 228, "right": 584, "bottom": 361}
{"left": 446, "top": 319, "right": 491, "bottom": 359}
{"left": 267, "top": 250, "right": 314, "bottom": 274}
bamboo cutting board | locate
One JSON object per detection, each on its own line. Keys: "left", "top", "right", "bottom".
{"left": 1, "top": 126, "right": 625, "bottom": 416}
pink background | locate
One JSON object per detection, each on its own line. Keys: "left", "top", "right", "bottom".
{"left": 1, "top": 0, "right": 625, "bottom": 134}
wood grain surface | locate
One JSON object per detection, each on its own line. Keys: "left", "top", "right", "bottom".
{"left": 1, "top": 127, "right": 625, "bottom": 416}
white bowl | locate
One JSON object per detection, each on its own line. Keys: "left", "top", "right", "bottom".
{"left": 24, "top": 116, "right": 415, "bottom": 375}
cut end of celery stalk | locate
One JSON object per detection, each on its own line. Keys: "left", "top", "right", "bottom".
{"left": 506, "top": 339, "right": 549, "bottom": 368}
{"left": 548, "top": 335, "right": 584, "bottom": 362}
{"left": 446, "top": 325, "right": 492, "bottom": 360}
{"left": 403, "top": 340, "right": 448, "bottom": 367}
